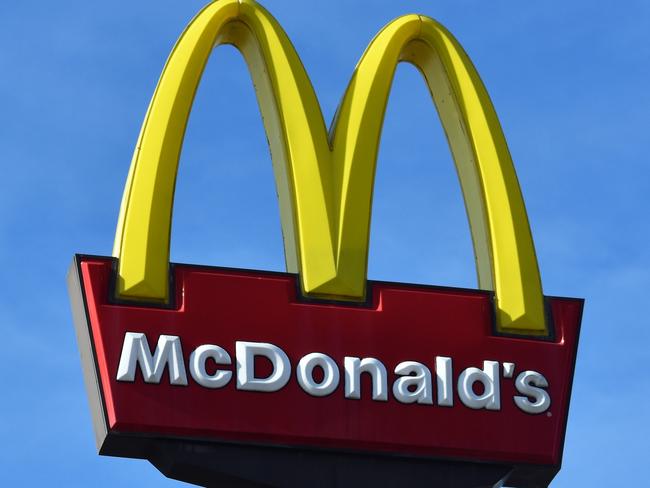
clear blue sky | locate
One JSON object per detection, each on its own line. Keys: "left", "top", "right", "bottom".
{"left": 1, "top": 1, "right": 648, "bottom": 486}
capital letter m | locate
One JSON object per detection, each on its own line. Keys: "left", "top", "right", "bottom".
{"left": 116, "top": 332, "right": 188, "bottom": 385}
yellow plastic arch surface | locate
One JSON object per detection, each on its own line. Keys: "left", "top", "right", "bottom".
{"left": 113, "top": 0, "right": 547, "bottom": 335}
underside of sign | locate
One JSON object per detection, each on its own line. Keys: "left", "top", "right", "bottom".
{"left": 69, "top": 255, "right": 582, "bottom": 488}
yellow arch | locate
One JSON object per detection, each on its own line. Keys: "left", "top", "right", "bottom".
{"left": 113, "top": 0, "right": 547, "bottom": 335}
{"left": 114, "top": 0, "right": 335, "bottom": 302}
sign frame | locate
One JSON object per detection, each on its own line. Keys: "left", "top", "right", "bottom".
{"left": 69, "top": 255, "right": 582, "bottom": 488}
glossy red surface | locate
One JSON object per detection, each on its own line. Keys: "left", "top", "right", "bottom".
{"left": 80, "top": 257, "right": 581, "bottom": 466}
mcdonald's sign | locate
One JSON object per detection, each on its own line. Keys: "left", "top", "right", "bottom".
{"left": 68, "top": 1, "right": 582, "bottom": 487}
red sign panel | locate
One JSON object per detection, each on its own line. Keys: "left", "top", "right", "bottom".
{"left": 72, "top": 256, "right": 581, "bottom": 472}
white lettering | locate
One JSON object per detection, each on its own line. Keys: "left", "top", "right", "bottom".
{"left": 189, "top": 344, "right": 232, "bottom": 389}
{"left": 236, "top": 341, "right": 291, "bottom": 392}
{"left": 344, "top": 357, "right": 388, "bottom": 401}
{"left": 393, "top": 361, "right": 433, "bottom": 404}
{"left": 457, "top": 360, "right": 500, "bottom": 410}
{"left": 514, "top": 371, "right": 551, "bottom": 414}
{"left": 296, "top": 352, "right": 340, "bottom": 397}
{"left": 115, "top": 333, "right": 553, "bottom": 414}
{"left": 116, "top": 332, "right": 187, "bottom": 385}
{"left": 435, "top": 356, "right": 454, "bottom": 407}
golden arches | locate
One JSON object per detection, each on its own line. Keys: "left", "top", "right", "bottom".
{"left": 113, "top": 0, "right": 547, "bottom": 335}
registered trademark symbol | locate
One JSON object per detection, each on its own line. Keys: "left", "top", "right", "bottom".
{"left": 546, "top": 411, "right": 552, "bottom": 417}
